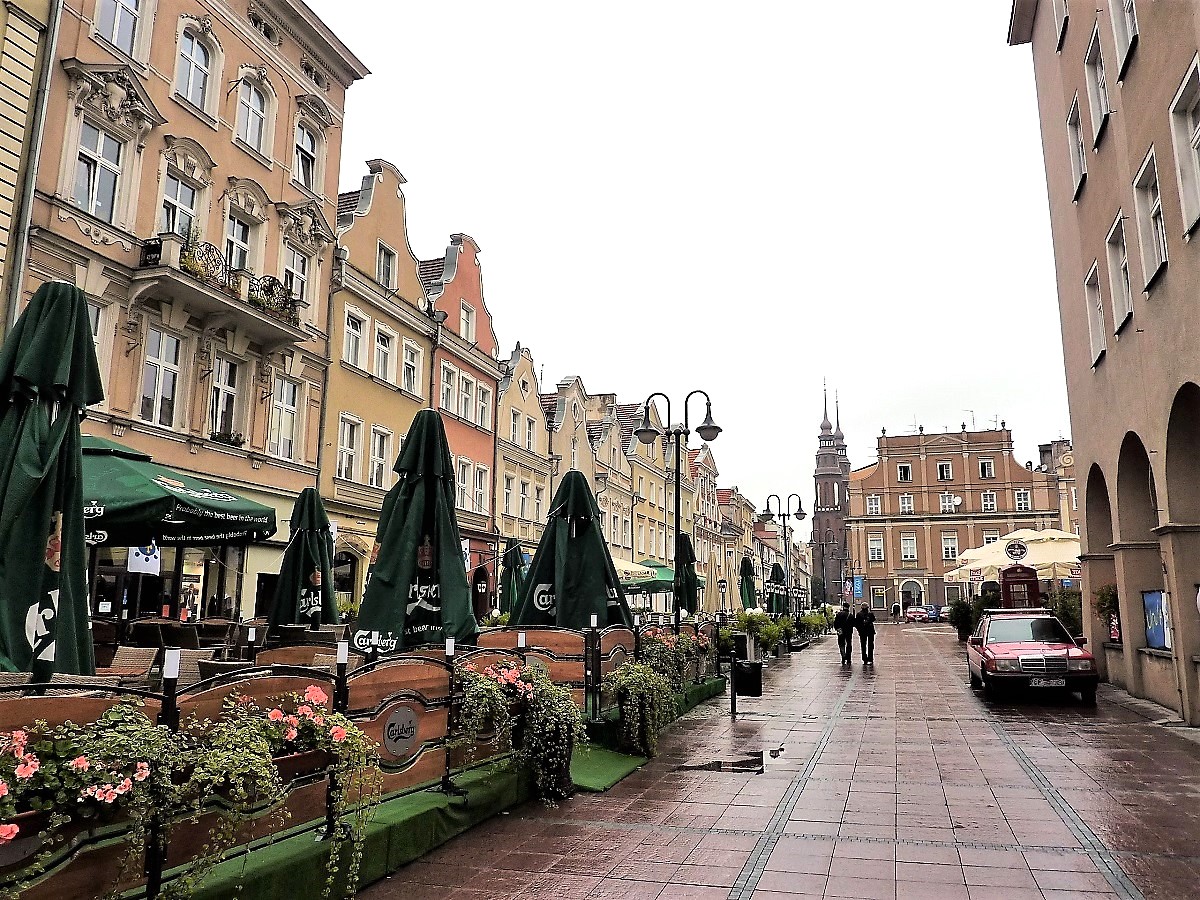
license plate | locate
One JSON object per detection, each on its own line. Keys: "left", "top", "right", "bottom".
{"left": 1029, "top": 677, "right": 1066, "bottom": 688}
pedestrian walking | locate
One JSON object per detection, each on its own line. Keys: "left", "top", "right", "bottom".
{"left": 856, "top": 602, "right": 876, "bottom": 664}
{"left": 833, "top": 602, "right": 855, "bottom": 665}
{"left": 890, "top": 600, "right": 901, "bottom": 624}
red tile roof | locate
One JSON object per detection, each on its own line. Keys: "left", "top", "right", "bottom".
{"left": 539, "top": 394, "right": 559, "bottom": 421}
{"left": 716, "top": 489, "right": 734, "bottom": 505}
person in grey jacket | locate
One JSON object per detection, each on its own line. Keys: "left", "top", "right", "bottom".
{"left": 855, "top": 603, "right": 876, "bottom": 664}
{"left": 833, "top": 602, "right": 855, "bottom": 665}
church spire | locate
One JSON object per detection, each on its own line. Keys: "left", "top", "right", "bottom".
{"left": 834, "top": 391, "right": 845, "bottom": 443}
{"left": 820, "top": 381, "right": 832, "bottom": 434}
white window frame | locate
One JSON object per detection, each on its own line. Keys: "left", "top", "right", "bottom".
{"left": 208, "top": 356, "right": 239, "bottom": 436}
{"left": 503, "top": 475, "right": 513, "bottom": 515}
{"left": 519, "top": 480, "right": 529, "bottom": 520}
{"left": 225, "top": 211, "right": 253, "bottom": 271}
{"left": 942, "top": 533, "right": 959, "bottom": 561}
{"left": 1066, "top": 94, "right": 1087, "bottom": 198}
{"left": 510, "top": 409, "right": 520, "bottom": 444}
{"left": 175, "top": 28, "right": 211, "bottom": 110}
{"left": 283, "top": 243, "right": 310, "bottom": 305}
{"left": 867, "top": 534, "right": 884, "bottom": 562}
{"left": 981, "top": 491, "right": 997, "bottom": 513}
{"left": 96, "top": 0, "right": 140, "bottom": 56}
{"left": 337, "top": 415, "right": 361, "bottom": 481}
{"left": 1169, "top": 59, "right": 1200, "bottom": 236}
{"left": 899, "top": 494, "right": 914, "bottom": 514}
{"left": 900, "top": 533, "right": 917, "bottom": 563}
{"left": 983, "top": 530, "right": 1000, "bottom": 545}
{"left": 979, "top": 458, "right": 995, "bottom": 479}
{"left": 1084, "top": 262, "right": 1107, "bottom": 365}
{"left": 936, "top": 461, "right": 953, "bottom": 481}
{"left": 458, "top": 373, "right": 475, "bottom": 421}
{"left": 344, "top": 312, "right": 365, "bottom": 369}
{"left": 460, "top": 302, "right": 476, "bottom": 342}
{"left": 160, "top": 171, "right": 198, "bottom": 238}
{"left": 74, "top": 121, "right": 123, "bottom": 223}
{"left": 1072, "top": 486, "right": 1078, "bottom": 510}
{"left": 1106, "top": 213, "right": 1134, "bottom": 331}
{"left": 525, "top": 417, "right": 535, "bottom": 451}
{"left": 477, "top": 385, "right": 492, "bottom": 429}
{"left": 440, "top": 362, "right": 456, "bottom": 411}
{"left": 373, "top": 326, "right": 395, "bottom": 383}
{"left": 474, "top": 466, "right": 489, "bottom": 514}
{"left": 939, "top": 492, "right": 956, "bottom": 514}
{"left": 1015, "top": 489, "right": 1032, "bottom": 512}
{"left": 369, "top": 426, "right": 391, "bottom": 489}
{"left": 1052, "top": 0, "right": 1068, "bottom": 49}
{"left": 457, "top": 459, "right": 472, "bottom": 510}
{"left": 1084, "top": 26, "right": 1111, "bottom": 143}
{"left": 896, "top": 463, "right": 912, "bottom": 483}
{"left": 376, "top": 242, "right": 397, "bottom": 289}
{"left": 269, "top": 376, "right": 300, "bottom": 460}
{"left": 1111, "top": 0, "right": 1139, "bottom": 76}
{"left": 293, "top": 122, "right": 318, "bottom": 190}
{"left": 139, "top": 326, "right": 183, "bottom": 427}
{"left": 402, "top": 341, "right": 421, "bottom": 394}
{"left": 236, "top": 79, "right": 269, "bottom": 154}
{"left": 534, "top": 485, "right": 544, "bottom": 521}
{"left": 638, "top": 522, "right": 645, "bottom": 555}
{"left": 866, "top": 495, "right": 881, "bottom": 515}
{"left": 1133, "top": 151, "right": 1168, "bottom": 286}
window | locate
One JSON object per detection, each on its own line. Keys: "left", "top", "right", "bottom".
{"left": 294, "top": 124, "right": 317, "bottom": 190}
{"left": 1066, "top": 95, "right": 1087, "bottom": 196}
{"left": 866, "top": 495, "right": 881, "bottom": 515}
{"left": 1051, "top": 0, "right": 1068, "bottom": 47}
{"left": 649, "top": 526, "right": 656, "bottom": 559}
{"left": 1170, "top": 63, "right": 1200, "bottom": 232}
{"left": 460, "top": 303, "right": 476, "bottom": 342}
{"left": 208, "top": 357, "right": 238, "bottom": 435}
{"left": 900, "top": 533, "right": 917, "bottom": 562}
{"left": 979, "top": 458, "right": 995, "bottom": 479}
{"left": 659, "top": 529, "right": 666, "bottom": 559}
{"left": 1015, "top": 489, "right": 1032, "bottom": 512}
{"left": 1106, "top": 215, "right": 1133, "bottom": 329}
{"left": 236, "top": 81, "right": 267, "bottom": 152}
{"left": 402, "top": 342, "right": 420, "bottom": 394}
{"left": 983, "top": 529, "right": 1000, "bottom": 545}
{"left": 477, "top": 386, "right": 492, "bottom": 429}
{"left": 374, "top": 328, "right": 393, "bottom": 382}
{"left": 638, "top": 522, "right": 645, "bottom": 555}
{"left": 868, "top": 534, "right": 884, "bottom": 562}
{"left": 73, "top": 122, "right": 121, "bottom": 223}
{"left": 899, "top": 494, "right": 914, "bottom": 514}
{"left": 369, "top": 427, "right": 390, "bottom": 488}
{"left": 97, "top": 0, "right": 138, "bottom": 55}
{"left": 623, "top": 518, "right": 631, "bottom": 548}
{"left": 637, "top": 476, "right": 644, "bottom": 498}
{"left": 269, "top": 377, "right": 299, "bottom": 459}
{"left": 474, "top": 467, "right": 488, "bottom": 514}
{"left": 937, "top": 461, "right": 953, "bottom": 481}
{"left": 510, "top": 410, "right": 520, "bottom": 443}
{"left": 139, "top": 327, "right": 181, "bottom": 426}
{"left": 283, "top": 244, "right": 309, "bottom": 304}
{"left": 376, "top": 243, "right": 396, "bottom": 289}
{"left": 570, "top": 438, "right": 577, "bottom": 470}
{"left": 440, "top": 363, "right": 455, "bottom": 411}
{"left": 519, "top": 481, "right": 529, "bottom": 519}
{"left": 337, "top": 417, "right": 360, "bottom": 481}
{"left": 1112, "top": 0, "right": 1139, "bottom": 73}
{"left": 1072, "top": 486, "right": 1078, "bottom": 510}
{"left": 896, "top": 463, "right": 912, "bottom": 482}
{"left": 344, "top": 314, "right": 364, "bottom": 368}
{"left": 160, "top": 173, "right": 196, "bottom": 238}
{"left": 1133, "top": 151, "right": 1168, "bottom": 285}
{"left": 535, "top": 486, "right": 544, "bottom": 521}
{"left": 176, "top": 30, "right": 210, "bottom": 108}
{"left": 939, "top": 493, "right": 956, "bottom": 513}
{"left": 87, "top": 301, "right": 102, "bottom": 343}
{"left": 982, "top": 491, "right": 997, "bottom": 513}
{"left": 225, "top": 212, "right": 251, "bottom": 271}
{"left": 459, "top": 374, "right": 474, "bottom": 420}
{"left": 942, "top": 533, "right": 959, "bottom": 561}
{"left": 503, "top": 476, "right": 513, "bottom": 515}
{"left": 525, "top": 417, "right": 535, "bottom": 451}
{"left": 1084, "top": 263, "right": 1107, "bottom": 365}
{"left": 457, "top": 460, "right": 471, "bottom": 509}
{"left": 1084, "top": 28, "right": 1111, "bottom": 142}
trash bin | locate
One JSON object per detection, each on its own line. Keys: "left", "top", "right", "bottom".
{"left": 734, "top": 660, "right": 763, "bottom": 697}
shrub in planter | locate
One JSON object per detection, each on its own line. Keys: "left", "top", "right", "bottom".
{"left": 757, "top": 622, "right": 783, "bottom": 656}
{"left": 1094, "top": 583, "right": 1120, "bottom": 641}
{"left": 477, "top": 611, "right": 510, "bottom": 628}
{"left": 640, "top": 627, "right": 687, "bottom": 692}
{"left": 716, "top": 627, "right": 734, "bottom": 658}
{"left": 946, "top": 598, "right": 975, "bottom": 641}
{"left": 778, "top": 617, "right": 796, "bottom": 647}
{"left": 603, "top": 663, "right": 674, "bottom": 758}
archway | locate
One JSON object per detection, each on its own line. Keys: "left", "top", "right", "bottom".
{"left": 1115, "top": 432, "right": 1158, "bottom": 542}
{"left": 333, "top": 549, "right": 361, "bottom": 615}
{"left": 1166, "top": 383, "right": 1200, "bottom": 522}
{"left": 900, "top": 579, "right": 923, "bottom": 607}
{"left": 1163, "top": 384, "right": 1200, "bottom": 723}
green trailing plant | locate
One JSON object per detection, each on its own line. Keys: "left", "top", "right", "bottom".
{"left": 454, "top": 662, "right": 517, "bottom": 762}
{"left": 639, "top": 627, "right": 687, "bottom": 692}
{"left": 1094, "top": 584, "right": 1120, "bottom": 640}
{"left": 603, "top": 662, "right": 674, "bottom": 758}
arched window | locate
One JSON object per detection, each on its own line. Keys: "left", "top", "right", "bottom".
{"left": 176, "top": 30, "right": 210, "bottom": 108}
{"left": 294, "top": 123, "right": 317, "bottom": 189}
{"left": 236, "top": 81, "right": 267, "bottom": 152}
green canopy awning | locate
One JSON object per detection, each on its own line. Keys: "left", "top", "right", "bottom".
{"left": 269, "top": 488, "right": 337, "bottom": 631}
{"left": 81, "top": 436, "right": 276, "bottom": 546}
{"left": 738, "top": 556, "right": 757, "bottom": 610}
{"left": 629, "top": 559, "right": 673, "bottom": 594}
{"left": 498, "top": 538, "right": 525, "bottom": 615}
{"left": 674, "top": 535, "right": 698, "bottom": 618}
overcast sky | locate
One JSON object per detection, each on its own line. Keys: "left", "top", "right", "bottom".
{"left": 307, "top": 1, "right": 1069, "bottom": 540}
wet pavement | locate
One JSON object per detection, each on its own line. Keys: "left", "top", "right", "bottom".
{"left": 360, "top": 624, "right": 1200, "bottom": 899}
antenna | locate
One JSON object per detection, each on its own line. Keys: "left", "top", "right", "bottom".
{"left": 962, "top": 409, "right": 976, "bottom": 430}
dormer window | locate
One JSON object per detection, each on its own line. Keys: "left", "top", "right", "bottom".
{"left": 248, "top": 12, "right": 276, "bottom": 43}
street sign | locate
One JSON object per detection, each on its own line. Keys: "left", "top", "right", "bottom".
{"left": 1069, "top": 565, "right": 1082, "bottom": 577}
{"left": 1004, "top": 539, "right": 1029, "bottom": 561}
{"left": 970, "top": 568, "right": 984, "bottom": 583}
{"left": 853, "top": 576, "right": 864, "bottom": 599}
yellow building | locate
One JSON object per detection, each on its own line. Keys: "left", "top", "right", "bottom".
{"left": 496, "top": 344, "right": 551, "bottom": 548}
{"left": 583, "top": 395, "right": 634, "bottom": 564}
{"left": 327, "top": 158, "right": 432, "bottom": 609}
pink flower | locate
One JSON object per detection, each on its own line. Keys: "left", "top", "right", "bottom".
{"left": 133, "top": 762, "right": 150, "bottom": 782}
{"left": 303, "top": 686, "right": 328, "bottom": 705}
{"left": 100, "top": 788, "right": 118, "bottom": 804}
{"left": 267, "top": 708, "right": 284, "bottom": 722}
{"left": 297, "top": 705, "right": 314, "bottom": 718}
{"left": 313, "top": 716, "right": 325, "bottom": 726}
{"left": 69, "top": 756, "right": 90, "bottom": 772}
{"left": 14, "top": 758, "right": 38, "bottom": 780}
{"left": 0, "top": 823, "right": 18, "bottom": 844}
{"left": 0, "top": 781, "right": 8, "bottom": 798}
{"left": 285, "top": 728, "right": 298, "bottom": 741}
{"left": 285, "top": 715, "right": 299, "bottom": 728}
{"left": 329, "top": 726, "right": 347, "bottom": 743}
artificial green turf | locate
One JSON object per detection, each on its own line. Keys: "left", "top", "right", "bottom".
{"left": 570, "top": 745, "right": 646, "bottom": 792}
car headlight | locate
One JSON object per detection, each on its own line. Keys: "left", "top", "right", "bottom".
{"left": 1068, "top": 659, "right": 1093, "bottom": 671}
{"left": 993, "top": 658, "right": 1020, "bottom": 672}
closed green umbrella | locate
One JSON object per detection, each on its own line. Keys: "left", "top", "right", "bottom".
{"left": 0, "top": 282, "right": 103, "bottom": 676}
{"left": 511, "top": 470, "right": 633, "bottom": 630}
{"left": 498, "top": 538, "right": 525, "bottom": 615}
{"left": 766, "top": 562, "right": 787, "bottom": 615}
{"left": 674, "top": 533, "right": 698, "bottom": 618}
{"left": 269, "top": 488, "right": 337, "bottom": 631}
{"left": 738, "top": 555, "right": 757, "bottom": 610}
{"left": 352, "top": 410, "right": 477, "bottom": 653}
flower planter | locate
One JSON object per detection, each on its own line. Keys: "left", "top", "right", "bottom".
{"left": 274, "top": 749, "right": 332, "bottom": 782}
{"left": 0, "top": 809, "right": 50, "bottom": 869}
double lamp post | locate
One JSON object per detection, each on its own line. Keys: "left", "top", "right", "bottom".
{"left": 763, "top": 493, "right": 805, "bottom": 615}
{"left": 635, "top": 389, "right": 721, "bottom": 635}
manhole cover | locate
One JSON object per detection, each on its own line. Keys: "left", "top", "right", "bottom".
{"left": 675, "top": 755, "right": 764, "bottom": 774}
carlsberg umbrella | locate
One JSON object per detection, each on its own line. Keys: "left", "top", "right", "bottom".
{"left": 269, "top": 488, "right": 337, "bottom": 631}
{"left": 511, "top": 470, "right": 633, "bottom": 630}
{"left": 0, "top": 282, "right": 103, "bottom": 676}
{"left": 352, "top": 410, "right": 477, "bottom": 653}
{"left": 674, "top": 533, "right": 698, "bottom": 618}
{"left": 738, "top": 555, "right": 757, "bottom": 610}
{"left": 766, "top": 562, "right": 787, "bottom": 615}
{"left": 498, "top": 538, "right": 525, "bottom": 615}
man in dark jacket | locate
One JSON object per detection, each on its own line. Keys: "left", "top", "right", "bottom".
{"left": 833, "top": 602, "right": 855, "bottom": 665}
{"left": 855, "top": 603, "right": 876, "bottom": 664}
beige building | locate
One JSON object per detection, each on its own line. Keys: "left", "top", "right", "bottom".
{"left": 496, "top": 344, "right": 551, "bottom": 549}
{"left": 583, "top": 396, "right": 635, "bottom": 564}
{"left": 23, "top": 0, "right": 365, "bottom": 615}
{"left": 688, "top": 445, "right": 722, "bottom": 589}
{"left": 1008, "top": 0, "right": 1200, "bottom": 722}
{"left": 328, "top": 158, "right": 431, "bottom": 608}
{"left": 846, "top": 426, "right": 1063, "bottom": 610}
{"left": 1039, "top": 439, "right": 1078, "bottom": 536}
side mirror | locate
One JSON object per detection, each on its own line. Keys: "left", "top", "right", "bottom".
{"left": 969, "top": 636, "right": 983, "bottom": 647}
{"left": 1075, "top": 636, "right": 1087, "bottom": 647}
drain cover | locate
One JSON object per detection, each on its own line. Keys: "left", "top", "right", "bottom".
{"left": 675, "top": 755, "right": 765, "bottom": 774}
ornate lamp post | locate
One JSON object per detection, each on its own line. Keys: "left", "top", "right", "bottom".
{"left": 763, "top": 493, "right": 805, "bottom": 616}
{"left": 635, "top": 390, "right": 722, "bottom": 634}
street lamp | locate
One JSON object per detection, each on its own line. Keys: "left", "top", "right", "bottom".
{"left": 635, "top": 390, "right": 721, "bottom": 634}
{"left": 763, "top": 493, "right": 806, "bottom": 616}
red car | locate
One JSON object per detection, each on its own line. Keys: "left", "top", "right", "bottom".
{"left": 967, "top": 609, "right": 1098, "bottom": 705}
{"left": 904, "top": 605, "right": 930, "bottom": 623}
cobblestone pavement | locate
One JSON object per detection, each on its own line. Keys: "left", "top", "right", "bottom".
{"left": 360, "top": 625, "right": 1200, "bottom": 899}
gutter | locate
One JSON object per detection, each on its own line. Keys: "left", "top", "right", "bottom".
{"left": 6, "top": 0, "right": 65, "bottom": 329}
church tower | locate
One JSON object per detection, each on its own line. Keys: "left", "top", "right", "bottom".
{"left": 813, "top": 389, "right": 849, "bottom": 604}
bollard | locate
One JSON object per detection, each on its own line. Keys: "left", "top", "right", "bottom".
{"left": 633, "top": 614, "right": 642, "bottom": 662}
{"left": 438, "top": 637, "right": 467, "bottom": 802}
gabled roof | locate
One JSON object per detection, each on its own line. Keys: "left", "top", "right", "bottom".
{"left": 717, "top": 488, "right": 734, "bottom": 505}
{"left": 417, "top": 258, "right": 445, "bottom": 292}
{"left": 337, "top": 191, "right": 360, "bottom": 218}
{"left": 614, "top": 403, "right": 643, "bottom": 453}
{"left": 586, "top": 421, "right": 605, "bottom": 443}
{"left": 688, "top": 448, "right": 701, "bottom": 478}
{"left": 850, "top": 462, "right": 879, "bottom": 482}
{"left": 539, "top": 393, "right": 559, "bottom": 422}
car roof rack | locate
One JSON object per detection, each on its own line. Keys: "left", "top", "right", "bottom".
{"left": 980, "top": 607, "right": 1052, "bottom": 616}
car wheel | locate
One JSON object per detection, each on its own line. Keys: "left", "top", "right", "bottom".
{"left": 1080, "top": 686, "right": 1097, "bottom": 707}
{"left": 982, "top": 674, "right": 997, "bottom": 701}
{"left": 969, "top": 665, "right": 981, "bottom": 690}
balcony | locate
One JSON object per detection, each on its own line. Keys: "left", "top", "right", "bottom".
{"left": 134, "top": 233, "right": 307, "bottom": 350}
